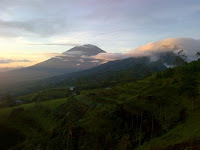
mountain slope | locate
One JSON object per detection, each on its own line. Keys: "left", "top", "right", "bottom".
{"left": 38, "top": 51, "right": 183, "bottom": 86}
{"left": 7, "top": 51, "right": 185, "bottom": 97}
{"left": 0, "top": 44, "right": 106, "bottom": 90}
{"left": 31, "top": 44, "right": 106, "bottom": 75}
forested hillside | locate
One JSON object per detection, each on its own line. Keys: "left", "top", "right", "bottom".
{"left": 0, "top": 59, "right": 200, "bottom": 149}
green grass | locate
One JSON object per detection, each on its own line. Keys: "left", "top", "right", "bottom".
{"left": 0, "top": 98, "right": 68, "bottom": 149}
{"left": 0, "top": 98, "right": 67, "bottom": 116}
{"left": 40, "top": 98, "right": 68, "bottom": 110}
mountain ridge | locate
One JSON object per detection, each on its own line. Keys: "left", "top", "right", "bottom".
{"left": 0, "top": 44, "right": 106, "bottom": 90}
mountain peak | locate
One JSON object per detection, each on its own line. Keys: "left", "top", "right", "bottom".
{"left": 82, "top": 44, "right": 97, "bottom": 47}
{"left": 64, "top": 44, "right": 106, "bottom": 56}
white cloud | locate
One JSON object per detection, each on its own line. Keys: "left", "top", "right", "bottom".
{"left": 27, "top": 42, "right": 80, "bottom": 46}
{"left": 89, "top": 38, "right": 200, "bottom": 62}
{"left": 90, "top": 60, "right": 100, "bottom": 63}
{"left": 91, "top": 53, "right": 127, "bottom": 61}
{"left": 0, "top": 66, "right": 24, "bottom": 72}
{"left": 134, "top": 37, "right": 200, "bottom": 62}
{"left": 0, "top": 58, "right": 32, "bottom": 64}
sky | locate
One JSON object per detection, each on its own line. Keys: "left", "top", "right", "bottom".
{"left": 0, "top": 0, "right": 200, "bottom": 70}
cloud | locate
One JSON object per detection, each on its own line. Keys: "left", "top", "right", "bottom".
{"left": 88, "top": 38, "right": 200, "bottom": 62}
{"left": 90, "top": 51, "right": 151, "bottom": 61}
{"left": 0, "top": 0, "right": 199, "bottom": 60}
{"left": 0, "top": 18, "right": 70, "bottom": 37}
{"left": 134, "top": 37, "right": 200, "bottom": 61}
{"left": 9, "top": 52, "right": 68, "bottom": 57}
{"left": 91, "top": 53, "right": 128, "bottom": 61}
{"left": 90, "top": 60, "right": 100, "bottom": 63}
{"left": 0, "top": 66, "right": 24, "bottom": 72}
{"left": 0, "top": 58, "right": 32, "bottom": 64}
{"left": 0, "top": 0, "right": 199, "bottom": 39}
{"left": 27, "top": 42, "right": 81, "bottom": 46}
{"left": 30, "top": 51, "right": 88, "bottom": 58}
{"left": 40, "top": 53, "right": 61, "bottom": 56}
{"left": 64, "top": 51, "right": 87, "bottom": 57}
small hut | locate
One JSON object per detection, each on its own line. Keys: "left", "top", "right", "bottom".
{"left": 70, "top": 86, "right": 76, "bottom": 91}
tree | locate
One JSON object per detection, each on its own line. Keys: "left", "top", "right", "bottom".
{"left": 196, "top": 52, "right": 200, "bottom": 60}
{"left": 180, "top": 75, "right": 198, "bottom": 111}
{"left": 118, "top": 135, "right": 132, "bottom": 150}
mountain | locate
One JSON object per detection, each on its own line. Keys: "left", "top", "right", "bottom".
{"left": 0, "top": 44, "right": 106, "bottom": 90}
{"left": 32, "top": 44, "right": 106, "bottom": 75}
{"left": 63, "top": 44, "right": 105, "bottom": 56}
{"left": 1, "top": 37, "right": 196, "bottom": 93}
{"left": 38, "top": 51, "right": 184, "bottom": 87}
{"left": 7, "top": 51, "right": 186, "bottom": 97}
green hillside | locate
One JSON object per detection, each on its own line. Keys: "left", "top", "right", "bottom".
{"left": 0, "top": 59, "right": 200, "bottom": 150}
{"left": 0, "top": 98, "right": 68, "bottom": 150}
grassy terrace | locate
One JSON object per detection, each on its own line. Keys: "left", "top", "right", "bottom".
{"left": 0, "top": 98, "right": 68, "bottom": 149}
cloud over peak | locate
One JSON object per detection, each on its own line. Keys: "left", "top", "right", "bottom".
{"left": 133, "top": 37, "right": 200, "bottom": 61}
{"left": 135, "top": 38, "right": 200, "bottom": 52}
{"left": 90, "top": 38, "right": 200, "bottom": 62}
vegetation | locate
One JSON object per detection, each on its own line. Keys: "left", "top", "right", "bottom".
{"left": 1, "top": 59, "right": 200, "bottom": 149}
{"left": 0, "top": 98, "right": 68, "bottom": 150}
